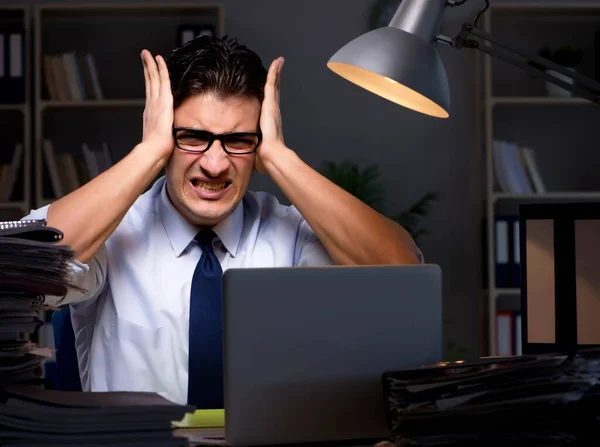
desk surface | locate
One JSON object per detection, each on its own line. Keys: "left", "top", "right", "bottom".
{"left": 173, "top": 428, "right": 388, "bottom": 447}
{"left": 174, "top": 427, "right": 222, "bottom": 446}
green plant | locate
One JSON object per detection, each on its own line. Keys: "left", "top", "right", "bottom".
{"left": 319, "top": 160, "right": 440, "bottom": 245}
{"left": 319, "top": 161, "right": 385, "bottom": 209}
{"left": 321, "top": 160, "right": 471, "bottom": 359}
{"left": 391, "top": 192, "right": 440, "bottom": 244}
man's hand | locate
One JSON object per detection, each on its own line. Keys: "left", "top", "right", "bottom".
{"left": 252, "top": 58, "right": 420, "bottom": 265}
{"left": 44, "top": 51, "right": 179, "bottom": 265}
{"left": 140, "top": 49, "right": 175, "bottom": 161}
{"left": 255, "top": 57, "right": 286, "bottom": 173}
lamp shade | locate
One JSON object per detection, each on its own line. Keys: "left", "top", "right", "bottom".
{"left": 327, "top": 26, "right": 450, "bottom": 118}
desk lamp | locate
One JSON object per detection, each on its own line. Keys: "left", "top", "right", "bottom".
{"left": 327, "top": 0, "right": 600, "bottom": 118}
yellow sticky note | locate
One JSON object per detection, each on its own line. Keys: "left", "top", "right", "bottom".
{"left": 172, "top": 409, "right": 225, "bottom": 428}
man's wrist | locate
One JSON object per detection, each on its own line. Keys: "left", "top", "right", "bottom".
{"left": 133, "top": 142, "right": 172, "bottom": 167}
{"left": 261, "top": 144, "right": 296, "bottom": 174}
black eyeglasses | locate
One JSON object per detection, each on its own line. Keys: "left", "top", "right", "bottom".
{"left": 172, "top": 127, "right": 262, "bottom": 155}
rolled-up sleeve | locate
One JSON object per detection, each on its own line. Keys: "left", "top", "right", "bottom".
{"left": 21, "top": 205, "right": 107, "bottom": 307}
{"left": 293, "top": 219, "right": 334, "bottom": 267}
{"left": 415, "top": 244, "right": 425, "bottom": 264}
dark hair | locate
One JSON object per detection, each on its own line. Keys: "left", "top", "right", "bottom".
{"left": 166, "top": 35, "right": 268, "bottom": 109}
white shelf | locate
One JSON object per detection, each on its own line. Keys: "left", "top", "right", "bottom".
{"left": 490, "top": 97, "right": 592, "bottom": 106}
{"left": 493, "top": 192, "right": 600, "bottom": 201}
{"left": 40, "top": 99, "right": 145, "bottom": 109}
{"left": 494, "top": 288, "right": 521, "bottom": 298}
{"left": 491, "top": 2, "right": 600, "bottom": 13}
{"left": 481, "top": 3, "right": 600, "bottom": 357}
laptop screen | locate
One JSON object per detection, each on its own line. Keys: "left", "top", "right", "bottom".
{"left": 520, "top": 202, "right": 600, "bottom": 355}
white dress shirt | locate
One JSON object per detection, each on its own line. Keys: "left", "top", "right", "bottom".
{"left": 24, "top": 176, "right": 423, "bottom": 405}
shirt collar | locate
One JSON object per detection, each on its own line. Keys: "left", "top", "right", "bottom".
{"left": 158, "top": 178, "right": 243, "bottom": 258}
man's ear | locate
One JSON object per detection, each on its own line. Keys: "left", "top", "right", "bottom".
{"left": 163, "top": 150, "right": 174, "bottom": 173}
{"left": 254, "top": 160, "right": 266, "bottom": 174}
{"left": 254, "top": 148, "right": 266, "bottom": 174}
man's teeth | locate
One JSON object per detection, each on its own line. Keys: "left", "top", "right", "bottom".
{"left": 193, "top": 180, "right": 227, "bottom": 191}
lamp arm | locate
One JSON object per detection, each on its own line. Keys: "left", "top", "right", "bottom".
{"left": 441, "top": 23, "right": 600, "bottom": 105}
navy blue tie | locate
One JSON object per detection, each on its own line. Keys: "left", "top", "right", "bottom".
{"left": 187, "top": 230, "right": 224, "bottom": 409}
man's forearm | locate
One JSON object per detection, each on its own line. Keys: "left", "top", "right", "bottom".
{"left": 263, "top": 147, "right": 420, "bottom": 265}
{"left": 46, "top": 143, "right": 168, "bottom": 264}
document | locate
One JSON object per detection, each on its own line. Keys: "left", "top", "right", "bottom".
{"left": 383, "top": 349, "right": 600, "bottom": 446}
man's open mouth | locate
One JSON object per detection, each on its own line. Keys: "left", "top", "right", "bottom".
{"left": 190, "top": 179, "right": 230, "bottom": 191}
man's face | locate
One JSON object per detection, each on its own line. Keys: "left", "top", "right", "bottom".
{"left": 166, "top": 92, "right": 260, "bottom": 228}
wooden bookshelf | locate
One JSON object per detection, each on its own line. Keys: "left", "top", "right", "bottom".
{"left": 489, "top": 2, "right": 600, "bottom": 14}
{"left": 490, "top": 97, "right": 592, "bottom": 106}
{"left": 493, "top": 192, "right": 600, "bottom": 201}
{"left": 482, "top": 2, "right": 600, "bottom": 356}
{"left": 40, "top": 99, "right": 146, "bottom": 109}
{"left": 0, "top": 5, "right": 31, "bottom": 220}
{"left": 33, "top": 2, "right": 224, "bottom": 207}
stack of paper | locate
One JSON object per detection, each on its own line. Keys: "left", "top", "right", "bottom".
{"left": 383, "top": 349, "right": 600, "bottom": 446}
{"left": 0, "top": 219, "right": 79, "bottom": 297}
{"left": 0, "top": 219, "right": 79, "bottom": 385}
{"left": 0, "top": 384, "right": 195, "bottom": 446}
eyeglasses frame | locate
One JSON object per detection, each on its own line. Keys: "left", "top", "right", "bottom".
{"left": 172, "top": 127, "right": 262, "bottom": 155}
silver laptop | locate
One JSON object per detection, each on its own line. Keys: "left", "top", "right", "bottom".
{"left": 193, "top": 264, "right": 443, "bottom": 446}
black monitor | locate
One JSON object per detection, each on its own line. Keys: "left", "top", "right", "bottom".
{"left": 519, "top": 202, "right": 600, "bottom": 355}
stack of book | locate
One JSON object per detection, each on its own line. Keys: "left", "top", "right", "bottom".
{"left": 0, "top": 219, "right": 195, "bottom": 446}
{"left": 493, "top": 140, "right": 546, "bottom": 195}
{"left": 43, "top": 140, "right": 115, "bottom": 199}
{"left": 42, "top": 52, "right": 103, "bottom": 101}
{"left": 383, "top": 350, "right": 600, "bottom": 446}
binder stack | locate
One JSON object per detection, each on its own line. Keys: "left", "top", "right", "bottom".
{"left": 0, "top": 219, "right": 77, "bottom": 385}
{"left": 0, "top": 219, "right": 195, "bottom": 446}
{"left": 0, "top": 384, "right": 194, "bottom": 446}
{"left": 383, "top": 350, "right": 600, "bottom": 446}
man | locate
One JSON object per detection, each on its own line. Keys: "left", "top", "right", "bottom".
{"left": 24, "top": 36, "right": 422, "bottom": 406}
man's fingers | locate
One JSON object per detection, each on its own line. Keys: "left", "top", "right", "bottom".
{"left": 151, "top": 57, "right": 161, "bottom": 101}
{"left": 265, "top": 58, "right": 277, "bottom": 90}
{"left": 141, "top": 50, "right": 151, "bottom": 101}
{"left": 264, "top": 57, "right": 281, "bottom": 104}
{"left": 156, "top": 55, "right": 172, "bottom": 102}
{"left": 275, "top": 57, "right": 284, "bottom": 93}
{"left": 276, "top": 57, "right": 284, "bottom": 104}
{"left": 142, "top": 50, "right": 159, "bottom": 100}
